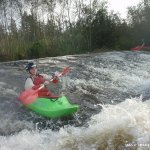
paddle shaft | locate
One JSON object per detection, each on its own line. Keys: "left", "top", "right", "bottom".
{"left": 37, "top": 67, "right": 70, "bottom": 91}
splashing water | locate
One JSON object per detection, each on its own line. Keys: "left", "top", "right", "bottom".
{"left": 1, "top": 51, "right": 150, "bottom": 149}
{"left": 0, "top": 97, "right": 150, "bottom": 150}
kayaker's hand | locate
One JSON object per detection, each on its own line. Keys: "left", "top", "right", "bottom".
{"left": 54, "top": 71, "right": 59, "bottom": 76}
{"left": 51, "top": 71, "right": 59, "bottom": 78}
{"left": 44, "top": 81, "right": 50, "bottom": 86}
{"left": 52, "top": 76, "right": 59, "bottom": 84}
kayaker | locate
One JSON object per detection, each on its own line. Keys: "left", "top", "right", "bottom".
{"left": 25, "top": 62, "right": 59, "bottom": 98}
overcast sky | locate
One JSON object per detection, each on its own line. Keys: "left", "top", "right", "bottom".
{"left": 107, "top": 0, "right": 141, "bottom": 18}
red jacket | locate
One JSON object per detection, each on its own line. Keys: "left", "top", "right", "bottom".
{"left": 32, "top": 74, "right": 52, "bottom": 98}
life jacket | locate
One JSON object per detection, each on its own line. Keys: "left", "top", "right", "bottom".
{"left": 33, "top": 74, "right": 45, "bottom": 85}
{"left": 31, "top": 74, "right": 52, "bottom": 98}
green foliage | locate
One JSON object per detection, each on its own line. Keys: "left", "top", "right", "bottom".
{"left": 28, "top": 41, "right": 40, "bottom": 58}
{"left": 127, "top": 1, "right": 150, "bottom": 46}
{"left": 0, "top": 0, "right": 150, "bottom": 61}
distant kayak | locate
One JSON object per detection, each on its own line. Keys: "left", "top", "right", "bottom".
{"left": 18, "top": 92, "right": 79, "bottom": 118}
{"left": 131, "top": 45, "right": 150, "bottom": 51}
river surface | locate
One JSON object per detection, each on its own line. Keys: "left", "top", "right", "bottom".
{"left": 0, "top": 51, "right": 150, "bottom": 150}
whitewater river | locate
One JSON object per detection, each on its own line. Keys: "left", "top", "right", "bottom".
{"left": 0, "top": 51, "right": 150, "bottom": 150}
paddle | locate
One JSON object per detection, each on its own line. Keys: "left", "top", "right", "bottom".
{"left": 18, "top": 67, "right": 70, "bottom": 105}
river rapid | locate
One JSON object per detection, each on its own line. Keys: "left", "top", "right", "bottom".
{"left": 0, "top": 51, "right": 150, "bottom": 150}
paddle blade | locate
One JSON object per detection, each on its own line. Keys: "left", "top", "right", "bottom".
{"left": 18, "top": 89, "right": 38, "bottom": 105}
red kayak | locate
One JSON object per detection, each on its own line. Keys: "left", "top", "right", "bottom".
{"left": 131, "top": 44, "right": 150, "bottom": 51}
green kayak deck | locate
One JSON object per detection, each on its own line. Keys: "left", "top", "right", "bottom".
{"left": 26, "top": 96, "right": 79, "bottom": 118}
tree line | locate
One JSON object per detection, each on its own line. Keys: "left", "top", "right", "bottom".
{"left": 0, "top": 0, "right": 150, "bottom": 61}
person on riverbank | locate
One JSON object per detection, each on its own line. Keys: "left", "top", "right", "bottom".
{"left": 25, "top": 62, "right": 59, "bottom": 98}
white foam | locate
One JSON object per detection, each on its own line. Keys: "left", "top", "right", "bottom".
{"left": 0, "top": 97, "right": 150, "bottom": 150}
{"left": 0, "top": 82, "right": 6, "bottom": 86}
{"left": 0, "top": 119, "right": 34, "bottom": 136}
{"left": 1, "top": 52, "right": 150, "bottom": 149}
{"left": 0, "top": 86, "right": 18, "bottom": 96}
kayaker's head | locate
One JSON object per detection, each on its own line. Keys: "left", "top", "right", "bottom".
{"left": 25, "top": 62, "right": 37, "bottom": 75}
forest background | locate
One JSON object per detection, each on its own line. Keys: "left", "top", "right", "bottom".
{"left": 0, "top": 0, "right": 150, "bottom": 61}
